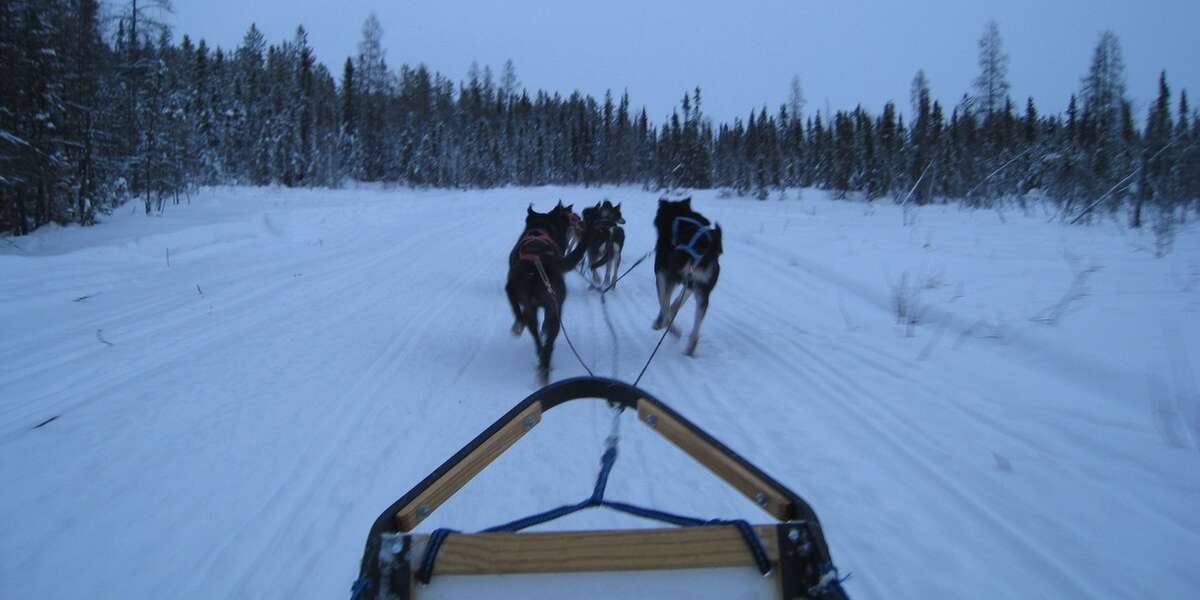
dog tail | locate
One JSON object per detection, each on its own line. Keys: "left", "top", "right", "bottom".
{"left": 556, "top": 225, "right": 590, "bottom": 272}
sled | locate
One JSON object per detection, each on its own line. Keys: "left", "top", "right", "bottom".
{"left": 352, "top": 377, "right": 849, "bottom": 599}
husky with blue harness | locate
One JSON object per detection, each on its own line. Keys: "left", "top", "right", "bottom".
{"left": 652, "top": 197, "right": 723, "bottom": 356}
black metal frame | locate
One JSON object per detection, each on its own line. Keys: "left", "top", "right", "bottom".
{"left": 355, "top": 376, "right": 846, "bottom": 599}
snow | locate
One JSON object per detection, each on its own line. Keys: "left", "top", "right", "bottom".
{"left": 1, "top": 186, "right": 1198, "bottom": 599}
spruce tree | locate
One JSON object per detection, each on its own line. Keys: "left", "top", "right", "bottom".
{"left": 1134, "top": 71, "right": 1174, "bottom": 228}
{"left": 973, "top": 20, "right": 1011, "bottom": 116}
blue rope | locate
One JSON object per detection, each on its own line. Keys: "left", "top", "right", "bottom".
{"left": 589, "top": 446, "right": 618, "bottom": 502}
{"left": 599, "top": 499, "right": 707, "bottom": 526}
{"left": 481, "top": 442, "right": 619, "bottom": 533}
{"left": 415, "top": 528, "right": 458, "bottom": 584}
{"left": 481, "top": 500, "right": 592, "bottom": 533}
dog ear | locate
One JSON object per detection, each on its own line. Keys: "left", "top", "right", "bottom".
{"left": 527, "top": 204, "right": 535, "bottom": 215}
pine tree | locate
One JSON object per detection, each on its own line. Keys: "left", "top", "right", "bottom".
{"left": 830, "top": 112, "right": 855, "bottom": 198}
{"left": 1081, "top": 30, "right": 1130, "bottom": 205}
{"left": 910, "top": 69, "right": 930, "bottom": 120}
{"left": 909, "top": 71, "right": 934, "bottom": 204}
{"left": 500, "top": 59, "right": 519, "bottom": 103}
{"left": 788, "top": 75, "right": 806, "bottom": 122}
{"left": 973, "top": 20, "right": 1011, "bottom": 116}
{"left": 356, "top": 13, "right": 387, "bottom": 181}
{"left": 1134, "top": 71, "right": 1174, "bottom": 228}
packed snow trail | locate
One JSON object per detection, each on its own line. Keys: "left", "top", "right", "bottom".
{"left": 2, "top": 186, "right": 1199, "bottom": 598}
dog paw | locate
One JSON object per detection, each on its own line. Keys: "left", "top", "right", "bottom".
{"left": 684, "top": 340, "right": 698, "bottom": 356}
{"left": 651, "top": 318, "right": 663, "bottom": 330}
{"left": 511, "top": 321, "right": 525, "bottom": 336}
{"left": 668, "top": 324, "right": 683, "bottom": 337}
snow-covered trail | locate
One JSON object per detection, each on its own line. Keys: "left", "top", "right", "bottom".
{"left": 2, "top": 186, "right": 1198, "bottom": 599}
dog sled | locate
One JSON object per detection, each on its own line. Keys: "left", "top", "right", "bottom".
{"left": 351, "top": 377, "right": 850, "bottom": 599}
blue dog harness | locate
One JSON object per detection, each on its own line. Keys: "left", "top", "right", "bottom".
{"left": 671, "top": 216, "right": 713, "bottom": 262}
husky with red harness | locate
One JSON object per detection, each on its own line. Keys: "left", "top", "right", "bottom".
{"left": 506, "top": 202, "right": 590, "bottom": 384}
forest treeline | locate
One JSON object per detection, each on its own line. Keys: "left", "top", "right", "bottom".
{"left": 2, "top": 3, "right": 1198, "bottom": 236}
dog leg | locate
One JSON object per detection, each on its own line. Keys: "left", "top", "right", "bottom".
{"left": 665, "top": 287, "right": 692, "bottom": 337}
{"left": 653, "top": 272, "right": 674, "bottom": 329}
{"left": 607, "top": 247, "right": 621, "bottom": 290}
{"left": 538, "top": 306, "right": 560, "bottom": 385}
{"left": 507, "top": 283, "right": 525, "bottom": 336}
{"left": 685, "top": 292, "right": 709, "bottom": 357}
{"left": 524, "top": 305, "right": 544, "bottom": 377}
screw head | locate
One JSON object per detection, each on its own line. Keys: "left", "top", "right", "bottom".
{"left": 754, "top": 492, "right": 768, "bottom": 507}
{"left": 644, "top": 414, "right": 657, "bottom": 427}
{"left": 787, "top": 528, "right": 801, "bottom": 542}
{"left": 522, "top": 415, "right": 536, "bottom": 430}
{"left": 390, "top": 541, "right": 404, "bottom": 555}
{"left": 417, "top": 504, "right": 431, "bottom": 517}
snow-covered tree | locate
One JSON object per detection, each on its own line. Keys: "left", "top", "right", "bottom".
{"left": 1081, "top": 31, "right": 1127, "bottom": 132}
{"left": 973, "top": 20, "right": 1010, "bottom": 116}
{"left": 910, "top": 69, "right": 931, "bottom": 120}
{"left": 788, "top": 75, "right": 806, "bottom": 123}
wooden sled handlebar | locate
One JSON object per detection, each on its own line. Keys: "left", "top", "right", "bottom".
{"left": 357, "top": 377, "right": 844, "bottom": 600}
{"left": 389, "top": 377, "right": 815, "bottom": 532}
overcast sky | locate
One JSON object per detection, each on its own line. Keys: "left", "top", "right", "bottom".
{"left": 170, "top": 0, "right": 1199, "bottom": 124}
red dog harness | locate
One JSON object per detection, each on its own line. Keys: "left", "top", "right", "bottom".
{"left": 517, "top": 228, "right": 561, "bottom": 262}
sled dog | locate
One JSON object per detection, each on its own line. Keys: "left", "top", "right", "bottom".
{"left": 581, "top": 199, "right": 626, "bottom": 291}
{"left": 652, "top": 197, "right": 722, "bottom": 356}
{"left": 506, "top": 202, "right": 589, "bottom": 383}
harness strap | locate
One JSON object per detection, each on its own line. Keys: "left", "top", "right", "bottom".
{"left": 517, "top": 228, "right": 560, "bottom": 262}
{"left": 671, "top": 216, "right": 713, "bottom": 262}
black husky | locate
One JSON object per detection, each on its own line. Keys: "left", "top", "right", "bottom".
{"left": 506, "top": 202, "right": 590, "bottom": 384}
{"left": 652, "top": 197, "right": 723, "bottom": 356}
{"left": 581, "top": 200, "right": 626, "bottom": 291}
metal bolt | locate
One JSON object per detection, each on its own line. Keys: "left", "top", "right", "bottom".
{"left": 787, "top": 528, "right": 801, "bottom": 542}
{"left": 522, "top": 415, "right": 536, "bottom": 431}
{"left": 754, "top": 492, "right": 768, "bottom": 507}
{"left": 390, "top": 541, "right": 404, "bottom": 555}
{"left": 643, "top": 414, "right": 657, "bottom": 427}
{"left": 417, "top": 504, "right": 431, "bottom": 517}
